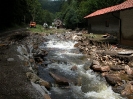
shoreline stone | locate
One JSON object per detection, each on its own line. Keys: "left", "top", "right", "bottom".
{"left": 75, "top": 33, "right": 133, "bottom": 99}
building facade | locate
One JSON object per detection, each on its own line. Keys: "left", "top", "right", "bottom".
{"left": 84, "top": 0, "right": 133, "bottom": 46}
{"left": 87, "top": 12, "right": 119, "bottom": 34}
{"left": 120, "top": 8, "right": 133, "bottom": 46}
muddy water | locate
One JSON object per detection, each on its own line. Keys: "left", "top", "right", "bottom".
{"left": 39, "top": 34, "right": 125, "bottom": 99}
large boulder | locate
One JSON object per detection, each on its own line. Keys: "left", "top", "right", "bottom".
{"left": 92, "top": 65, "right": 110, "bottom": 72}
{"left": 105, "top": 74, "right": 122, "bottom": 86}
{"left": 49, "top": 72, "right": 71, "bottom": 86}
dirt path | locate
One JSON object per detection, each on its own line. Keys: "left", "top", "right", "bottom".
{"left": 0, "top": 29, "right": 44, "bottom": 99}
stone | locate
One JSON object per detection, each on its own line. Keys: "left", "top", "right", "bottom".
{"left": 111, "top": 65, "right": 125, "bottom": 71}
{"left": 39, "top": 79, "right": 50, "bottom": 89}
{"left": 71, "top": 65, "right": 77, "bottom": 71}
{"left": 26, "top": 72, "right": 40, "bottom": 83}
{"left": 7, "top": 58, "right": 14, "bottom": 61}
{"left": 100, "top": 66, "right": 110, "bottom": 72}
{"left": 33, "top": 44, "right": 38, "bottom": 49}
{"left": 93, "top": 60, "right": 100, "bottom": 65}
{"left": 92, "top": 65, "right": 101, "bottom": 71}
{"left": 74, "top": 43, "right": 80, "bottom": 47}
{"left": 128, "top": 61, "right": 133, "bottom": 67}
{"left": 124, "top": 65, "right": 133, "bottom": 75}
{"left": 49, "top": 72, "right": 71, "bottom": 86}
{"left": 105, "top": 74, "right": 122, "bottom": 86}
{"left": 44, "top": 94, "right": 51, "bottom": 99}
{"left": 101, "top": 72, "right": 108, "bottom": 77}
{"left": 24, "top": 61, "right": 30, "bottom": 67}
{"left": 121, "top": 82, "right": 133, "bottom": 96}
{"left": 112, "top": 85, "right": 125, "bottom": 94}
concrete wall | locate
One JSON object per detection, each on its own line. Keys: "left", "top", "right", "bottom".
{"left": 88, "top": 12, "right": 119, "bottom": 34}
{"left": 121, "top": 8, "right": 133, "bottom": 39}
{"left": 120, "top": 8, "right": 133, "bottom": 46}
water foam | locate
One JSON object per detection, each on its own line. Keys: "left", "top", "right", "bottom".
{"left": 45, "top": 40, "right": 76, "bottom": 49}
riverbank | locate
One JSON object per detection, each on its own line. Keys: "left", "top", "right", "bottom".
{"left": 73, "top": 33, "right": 133, "bottom": 99}
{"left": 0, "top": 29, "right": 44, "bottom": 99}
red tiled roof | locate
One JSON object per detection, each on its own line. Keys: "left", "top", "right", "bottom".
{"left": 84, "top": 0, "right": 133, "bottom": 18}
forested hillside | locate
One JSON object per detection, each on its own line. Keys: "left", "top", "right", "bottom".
{"left": 0, "top": 0, "right": 125, "bottom": 30}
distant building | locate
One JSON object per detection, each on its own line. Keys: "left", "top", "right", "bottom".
{"left": 54, "top": 19, "right": 63, "bottom": 29}
{"left": 84, "top": 0, "right": 133, "bottom": 46}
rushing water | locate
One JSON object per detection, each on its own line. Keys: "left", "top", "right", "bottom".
{"left": 39, "top": 34, "right": 125, "bottom": 99}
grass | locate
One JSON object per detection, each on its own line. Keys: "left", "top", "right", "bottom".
{"left": 82, "top": 33, "right": 117, "bottom": 44}
{"left": 28, "top": 24, "right": 67, "bottom": 34}
{"left": 28, "top": 24, "right": 117, "bottom": 44}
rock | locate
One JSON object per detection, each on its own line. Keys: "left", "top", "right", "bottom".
{"left": 93, "top": 60, "right": 100, "bottom": 65}
{"left": 71, "top": 65, "right": 77, "bottom": 71}
{"left": 76, "top": 33, "right": 82, "bottom": 36}
{"left": 24, "top": 61, "right": 30, "bottom": 67}
{"left": 100, "top": 66, "right": 110, "bottom": 72}
{"left": 49, "top": 72, "right": 71, "bottom": 86}
{"left": 105, "top": 74, "right": 122, "bottom": 86}
{"left": 7, "top": 58, "right": 14, "bottom": 61}
{"left": 112, "top": 85, "right": 125, "bottom": 94}
{"left": 101, "top": 72, "right": 108, "bottom": 77}
{"left": 26, "top": 72, "right": 40, "bottom": 83}
{"left": 39, "top": 79, "right": 50, "bottom": 89}
{"left": 33, "top": 44, "right": 38, "bottom": 49}
{"left": 124, "top": 65, "right": 133, "bottom": 75}
{"left": 128, "top": 61, "right": 133, "bottom": 67}
{"left": 92, "top": 65, "right": 101, "bottom": 71}
{"left": 92, "top": 65, "right": 110, "bottom": 72}
{"left": 31, "top": 82, "right": 50, "bottom": 98}
{"left": 74, "top": 43, "right": 80, "bottom": 47}
{"left": 121, "top": 82, "right": 133, "bottom": 96}
{"left": 44, "top": 94, "right": 51, "bottom": 99}
{"left": 111, "top": 65, "right": 125, "bottom": 71}
{"left": 102, "top": 55, "right": 110, "bottom": 61}
{"left": 72, "top": 35, "right": 82, "bottom": 41}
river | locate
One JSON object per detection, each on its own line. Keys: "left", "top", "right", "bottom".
{"left": 38, "top": 33, "right": 125, "bottom": 99}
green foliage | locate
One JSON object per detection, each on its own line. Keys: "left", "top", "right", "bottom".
{"left": 56, "top": 0, "right": 79, "bottom": 29}
{"left": 29, "top": 24, "right": 67, "bottom": 34}
{"left": 39, "top": 0, "right": 65, "bottom": 13}
{"left": 0, "top": 0, "right": 125, "bottom": 30}
{"left": 55, "top": 0, "right": 125, "bottom": 29}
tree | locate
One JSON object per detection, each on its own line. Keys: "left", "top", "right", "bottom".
{"left": 26, "top": 0, "right": 41, "bottom": 22}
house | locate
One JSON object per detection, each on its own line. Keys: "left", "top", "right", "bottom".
{"left": 84, "top": 0, "right": 133, "bottom": 46}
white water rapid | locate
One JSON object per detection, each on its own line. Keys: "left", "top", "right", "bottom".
{"left": 39, "top": 34, "right": 125, "bottom": 99}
